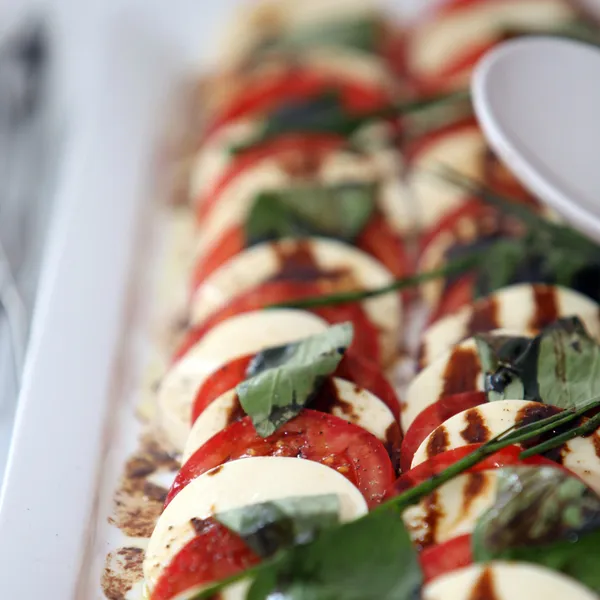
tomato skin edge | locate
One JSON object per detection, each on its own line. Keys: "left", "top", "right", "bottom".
{"left": 400, "top": 391, "right": 486, "bottom": 472}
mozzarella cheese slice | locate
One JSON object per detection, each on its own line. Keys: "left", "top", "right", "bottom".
{"left": 423, "top": 561, "right": 597, "bottom": 600}
{"left": 192, "top": 145, "right": 406, "bottom": 264}
{"left": 157, "top": 309, "right": 328, "bottom": 452}
{"left": 144, "top": 456, "right": 367, "bottom": 592}
{"left": 190, "top": 238, "right": 402, "bottom": 366}
{"left": 204, "top": 47, "right": 398, "bottom": 125}
{"left": 403, "top": 329, "right": 525, "bottom": 432}
{"left": 182, "top": 376, "right": 399, "bottom": 464}
{"left": 403, "top": 470, "right": 498, "bottom": 548}
{"left": 409, "top": 0, "right": 575, "bottom": 84}
{"left": 419, "top": 284, "right": 600, "bottom": 367}
{"left": 408, "top": 126, "right": 485, "bottom": 233}
{"left": 412, "top": 399, "right": 600, "bottom": 496}
{"left": 412, "top": 399, "right": 549, "bottom": 468}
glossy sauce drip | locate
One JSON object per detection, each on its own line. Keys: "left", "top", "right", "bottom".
{"left": 312, "top": 377, "right": 356, "bottom": 418}
{"left": 225, "top": 396, "right": 247, "bottom": 426}
{"left": 416, "top": 489, "right": 443, "bottom": 550}
{"left": 515, "top": 403, "right": 562, "bottom": 452}
{"left": 441, "top": 347, "right": 481, "bottom": 397}
{"left": 529, "top": 285, "right": 559, "bottom": 331}
{"left": 426, "top": 426, "right": 450, "bottom": 459}
{"left": 269, "top": 240, "right": 351, "bottom": 283}
{"left": 466, "top": 296, "right": 499, "bottom": 336}
{"left": 462, "top": 471, "right": 488, "bottom": 516}
{"left": 460, "top": 408, "right": 491, "bottom": 444}
{"left": 468, "top": 567, "right": 499, "bottom": 600}
{"left": 384, "top": 422, "right": 402, "bottom": 474}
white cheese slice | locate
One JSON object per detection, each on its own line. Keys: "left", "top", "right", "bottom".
{"left": 412, "top": 399, "right": 539, "bottom": 468}
{"left": 408, "top": 126, "right": 485, "bottom": 232}
{"left": 189, "top": 119, "right": 260, "bottom": 204}
{"left": 205, "top": 47, "right": 398, "bottom": 126}
{"left": 144, "top": 456, "right": 367, "bottom": 592}
{"left": 419, "top": 284, "right": 600, "bottom": 367}
{"left": 403, "top": 329, "right": 526, "bottom": 432}
{"left": 423, "top": 561, "right": 597, "bottom": 600}
{"left": 409, "top": 0, "right": 575, "bottom": 83}
{"left": 182, "top": 376, "right": 398, "bottom": 464}
{"left": 192, "top": 146, "right": 406, "bottom": 264}
{"left": 411, "top": 399, "right": 600, "bottom": 497}
{"left": 403, "top": 470, "right": 498, "bottom": 547}
{"left": 189, "top": 238, "right": 402, "bottom": 366}
{"left": 157, "top": 309, "right": 328, "bottom": 452}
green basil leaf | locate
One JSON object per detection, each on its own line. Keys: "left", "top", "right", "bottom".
{"left": 473, "top": 466, "right": 600, "bottom": 561}
{"left": 473, "top": 238, "right": 528, "bottom": 297}
{"left": 237, "top": 322, "right": 353, "bottom": 436}
{"left": 215, "top": 495, "right": 340, "bottom": 558}
{"left": 475, "top": 333, "right": 538, "bottom": 402}
{"left": 482, "top": 530, "right": 600, "bottom": 593}
{"left": 247, "top": 509, "right": 422, "bottom": 600}
{"left": 245, "top": 184, "right": 375, "bottom": 246}
{"left": 473, "top": 466, "right": 600, "bottom": 592}
{"left": 537, "top": 317, "right": 600, "bottom": 411}
{"left": 255, "top": 17, "right": 381, "bottom": 56}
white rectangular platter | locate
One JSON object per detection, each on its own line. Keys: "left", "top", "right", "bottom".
{"left": 0, "top": 1, "right": 427, "bottom": 598}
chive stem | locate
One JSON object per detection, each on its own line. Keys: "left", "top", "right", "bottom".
{"left": 268, "top": 253, "right": 479, "bottom": 309}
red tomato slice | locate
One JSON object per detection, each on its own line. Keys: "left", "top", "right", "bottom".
{"left": 174, "top": 280, "right": 381, "bottom": 366}
{"left": 197, "top": 133, "right": 343, "bottom": 222}
{"left": 386, "top": 444, "right": 559, "bottom": 497}
{"left": 191, "top": 213, "right": 411, "bottom": 292}
{"left": 419, "top": 534, "right": 473, "bottom": 584}
{"left": 427, "top": 275, "right": 477, "bottom": 324}
{"left": 407, "top": 118, "right": 480, "bottom": 163}
{"left": 190, "top": 226, "right": 245, "bottom": 291}
{"left": 167, "top": 409, "right": 395, "bottom": 509}
{"left": 400, "top": 391, "right": 486, "bottom": 472}
{"left": 191, "top": 355, "right": 253, "bottom": 424}
{"left": 356, "top": 212, "right": 411, "bottom": 281}
{"left": 151, "top": 519, "right": 259, "bottom": 600}
{"left": 207, "top": 69, "right": 393, "bottom": 137}
{"left": 191, "top": 353, "right": 401, "bottom": 425}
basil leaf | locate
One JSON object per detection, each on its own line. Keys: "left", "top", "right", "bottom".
{"left": 238, "top": 323, "right": 353, "bottom": 436}
{"left": 215, "top": 495, "right": 340, "bottom": 558}
{"left": 473, "top": 238, "right": 528, "bottom": 298}
{"left": 245, "top": 184, "right": 375, "bottom": 246}
{"left": 473, "top": 466, "right": 600, "bottom": 591}
{"left": 473, "top": 466, "right": 600, "bottom": 560}
{"left": 255, "top": 17, "right": 380, "bottom": 56}
{"left": 247, "top": 509, "right": 422, "bottom": 600}
{"left": 439, "top": 168, "right": 600, "bottom": 295}
{"left": 475, "top": 333, "right": 538, "bottom": 402}
{"left": 537, "top": 317, "right": 600, "bottom": 411}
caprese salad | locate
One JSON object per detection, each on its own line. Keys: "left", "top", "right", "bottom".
{"left": 131, "top": 1, "right": 600, "bottom": 599}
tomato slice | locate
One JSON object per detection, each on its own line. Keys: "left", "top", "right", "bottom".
{"left": 427, "top": 275, "right": 477, "bottom": 324}
{"left": 167, "top": 409, "right": 395, "bottom": 509}
{"left": 192, "top": 353, "right": 401, "bottom": 425}
{"left": 386, "top": 444, "right": 559, "bottom": 497}
{"left": 356, "top": 212, "right": 411, "bottom": 281}
{"left": 191, "top": 355, "right": 253, "bottom": 424}
{"left": 151, "top": 519, "right": 259, "bottom": 600}
{"left": 419, "top": 534, "right": 473, "bottom": 584}
{"left": 191, "top": 213, "right": 411, "bottom": 292}
{"left": 207, "top": 69, "right": 393, "bottom": 137}
{"left": 174, "top": 280, "right": 381, "bottom": 366}
{"left": 197, "top": 133, "right": 344, "bottom": 222}
{"left": 191, "top": 226, "right": 245, "bottom": 291}
{"left": 400, "top": 392, "right": 486, "bottom": 472}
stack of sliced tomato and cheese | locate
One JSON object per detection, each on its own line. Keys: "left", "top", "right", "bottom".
{"left": 143, "top": 1, "right": 600, "bottom": 599}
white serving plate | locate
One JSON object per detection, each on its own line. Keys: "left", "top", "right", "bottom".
{"left": 0, "top": 1, "right": 427, "bottom": 598}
